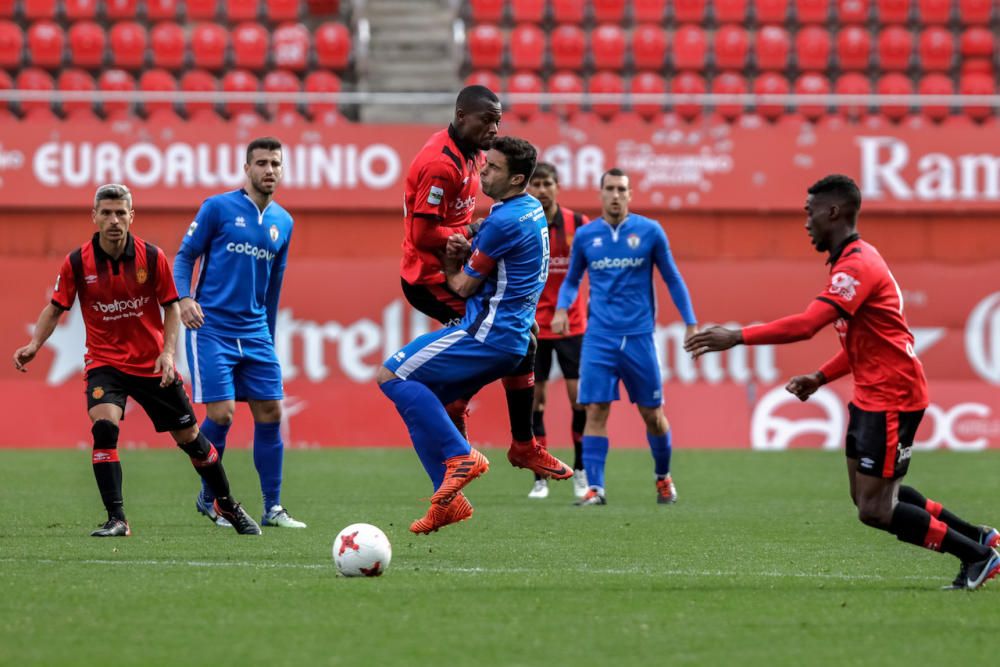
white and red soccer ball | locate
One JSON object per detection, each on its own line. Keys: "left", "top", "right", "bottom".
{"left": 332, "top": 523, "right": 392, "bottom": 577}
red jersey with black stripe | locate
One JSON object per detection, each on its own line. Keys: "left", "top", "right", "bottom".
{"left": 817, "top": 235, "right": 929, "bottom": 411}
{"left": 401, "top": 125, "right": 484, "bottom": 285}
{"left": 51, "top": 233, "right": 179, "bottom": 377}
{"left": 536, "top": 205, "right": 588, "bottom": 339}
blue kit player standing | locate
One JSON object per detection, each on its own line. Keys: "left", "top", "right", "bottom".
{"left": 553, "top": 168, "right": 698, "bottom": 507}
{"left": 377, "top": 136, "right": 555, "bottom": 534}
{"left": 173, "top": 136, "right": 306, "bottom": 529}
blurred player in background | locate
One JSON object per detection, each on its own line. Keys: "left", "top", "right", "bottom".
{"left": 400, "top": 85, "right": 572, "bottom": 481}
{"left": 524, "top": 162, "right": 589, "bottom": 500}
{"left": 686, "top": 174, "right": 1000, "bottom": 590}
{"left": 174, "top": 137, "right": 305, "bottom": 529}
{"left": 13, "top": 184, "right": 260, "bottom": 537}
{"left": 554, "top": 168, "right": 698, "bottom": 507}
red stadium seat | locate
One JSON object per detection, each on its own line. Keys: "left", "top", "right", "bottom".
{"left": 15, "top": 68, "right": 55, "bottom": 116}
{"left": 221, "top": 69, "right": 259, "bottom": 118}
{"left": 64, "top": 0, "right": 97, "bottom": 20}
{"left": 876, "top": 73, "right": 913, "bottom": 122}
{"left": 226, "top": 0, "right": 259, "bottom": 21}
{"left": 109, "top": 22, "right": 147, "bottom": 71}
{"left": 756, "top": 0, "right": 789, "bottom": 23}
{"left": 593, "top": 0, "right": 627, "bottom": 22}
{"left": 306, "top": 0, "right": 339, "bottom": 15}
{"left": 671, "top": 71, "right": 706, "bottom": 121}
{"left": 315, "top": 21, "right": 351, "bottom": 70}
{"left": 917, "top": 0, "right": 951, "bottom": 23}
{"left": 756, "top": 25, "right": 790, "bottom": 71}
{"left": 837, "top": 0, "right": 870, "bottom": 23}
{"left": 591, "top": 24, "right": 626, "bottom": 70}
{"left": 714, "top": 25, "right": 749, "bottom": 71}
{"left": 68, "top": 21, "right": 105, "bottom": 69}
{"left": 468, "top": 24, "right": 503, "bottom": 70}
{"left": 186, "top": 0, "right": 218, "bottom": 20}
{"left": 794, "top": 73, "right": 830, "bottom": 121}
{"left": 97, "top": 68, "right": 135, "bottom": 119}
{"left": 507, "top": 71, "right": 544, "bottom": 120}
{"left": 674, "top": 0, "right": 708, "bottom": 22}
{"left": 180, "top": 70, "right": 219, "bottom": 120}
{"left": 138, "top": 68, "right": 178, "bottom": 116}
{"left": 106, "top": 0, "right": 137, "bottom": 19}
{"left": 57, "top": 68, "right": 96, "bottom": 118}
{"left": 918, "top": 72, "right": 951, "bottom": 121}
{"left": 795, "top": 26, "right": 831, "bottom": 71}
{"left": 263, "top": 69, "right": 299, "bottom": 117}
{"left": 877, "top": 26, "right": 913, "bottom": 71}
{"left": 672, "top": 25, "right": 706, "bottom": 70}
{"left": 470, "top": 0, "right": 504, "bottom": 23}
{"left": 266, "top": 0, "right": 300, "bottom": 21}
{"left": 550, "top": 24, "right": 586, "bottom": 70}
{"left": 272, "top": 23, "right": 310, "bottom": 72}
{"left": 918, "top": 27, "right": 953, "bottom": 71}
{"left": 191, "top": 23, "right": 228, "bottom": 71}
{"left": 151, "top": 22, "right": 185, "bottom": 71}
{"left": 836, "top": 26, "right": 871, "bottom": 71}
{"left": 632, "top": 24, "right": 667, "bottom": 70}
{"left": 547, "top": 70, "right": 583, "bottom": 118}
{"left": 465, "top": 70, "right": 502, "bottom": 91}
{"left": 303, "top": 69, "right": 340, "bottom": 120}
{"left": 147, "top": 0, "right": 180, "bottom": 20}
{"left": 27, "top": 21, "right": 64, "bottom": 70}
{"left": 834, "top": 72, "right": 870, "bottom": 119}
{"left": 233, "top": 22, "right": 269, "bottom": 71}
{"left": 960, "top": 26, "right": 994, "bottom": 63}
{"left": 633, "top": 0, "right": 667, "bottom": 22}
{"left": 753, "top": 71, "right": 790, "bottom": 121}
{"left": 712, "top": 72, "right": 747, "bottom": 121}
{"left": 958, "top": 71, "right": 993, "bottom": 121}
{"left": 0, "top": 21, "right": 23, "bottom": 69}
{"left": 588, "top": 71, "right": 624, "bottom": 120}
{"left": 715, "top": 0, "right": 749, "bottom": 23}
{"left": 511, "top": 0, "right": 545, "bottom": 22}
{"left": 23, "top": 0, "right": 56, "bottom": 19}
{"left": 958, "top": 0, "right": 991, "bottom": 24}
{"left": 509, "top": 23, "right": 546, "bottom": 71}
{"left": 795, "top": 0, "right": 830, "bottom": 23}
{"left": 551, "top": 0, "right": 585, "bottom": 23}
{"left": 630, "top": 71, "right": 665, "bottom": 121}
{"left": 875, "top": 0, "right": 910, "bottom": 23}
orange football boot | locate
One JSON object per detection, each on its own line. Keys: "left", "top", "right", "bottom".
{"left": 430, "top": 448, "right": 490, "bottom": 504}
{"left": 507, "top": 438, "right": 573, "bottom": 479}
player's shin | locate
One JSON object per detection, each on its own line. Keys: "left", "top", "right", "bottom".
{"left": 889, "top": 502, "right": 991, "bottom": 562}
{"left": 91, "top": 420, "right": 125, "bottom": 520}
{"left": 198, "top": 417, "right": 231, "bottom": 503}
{"left": 503, "top": 373, "right": 536, "bottom": 442}
{"left": 178, "top": 432, "right": 231, "bottom": 500}
{"left": 648, "top": 431, "right": 672, "bottom": 477}
{"left": 253, "top": 422, "right": 284, "bottom": 512}
{"left": 898, "top": 485, "right": 983, "bottom": 541}
{"left": 571, "top": 409, "right": 586, "bottom": 471}
{"left": 581, "top": 435, "right": 609, "bottom": 491}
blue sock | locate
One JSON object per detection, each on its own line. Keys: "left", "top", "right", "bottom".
{"left": 253, "top": 421, "right": 283, "bottom": 511}
{"left": 199, "top": 418, "right": 231, "bottom": 502}
{"left": 648, "top": 430, "right": 672, "bottom": 477}
{"left": 380, "top": 378, "right": 470, "bottom": 490}
{"left": 582, "top": 435, "right": 609, "bottom": 490}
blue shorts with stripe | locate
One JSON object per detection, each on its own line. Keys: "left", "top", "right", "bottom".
{"left": 577, "top": 331, "right": 663, "bottom": 407}
{"left": 185, "top": 329, "right": 284, "bottom": 403}
{"left": 384, "top": 326, "right": 523, "bottom": 405}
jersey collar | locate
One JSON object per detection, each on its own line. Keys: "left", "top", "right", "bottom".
{"left": 91, "top": 232, "right": 135, "bottom": 262}
{"left": 826, "top": 232, "right": 861, "bottom": 265}
{"left": 447, "top": 124, "right": 480, "bottom": 160}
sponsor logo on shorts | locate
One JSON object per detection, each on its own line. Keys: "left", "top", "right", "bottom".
{"left": 859, "top": 457, "right": 875, "bottom": 469}
{"left": 92, "top": 386, "right": 104, "bottom": 399}
{"left": 226, "top": 242, "right": 276, "bottom": 261}
{"left": 829, "top": 272, "right": 860, "bottom": 301}
{"left": 590, "top": 256, "right": 646, "bottom": 270}
{"left": 897, "top": 444, "right": 912, "bottom": 463}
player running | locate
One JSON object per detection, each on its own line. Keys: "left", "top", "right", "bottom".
{"left": 554, "top": 168, "right": 698, "bottom": 507}
{"left": 13, "top": 184, "right": 260, "bottom": 537}
{"left": 685, "top": 174, "right": 1000, "bottom": 590}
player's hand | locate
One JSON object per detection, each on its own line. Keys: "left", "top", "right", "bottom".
{"left": 155, "top": 352, "right": 176, "bottom": 387}
{"left": 467, "top": 218, "right": 484, "bottom": 237}
{"left": 683, "top": 326, "right": 742, "bottom": 358}
{"left": 179, "top": 297, "right": 204, "bottom": 329}
{"left": 446, "top": 233, "right": 471, "bottom": 259}
{"left": 13, "top": 343, "right": 38, "bottom": 372}
{"left": 785, "top": 372, "right": 824, "bottom": 402}
{"left": 684, "top": 324, "right": 699, "bottom": 344}
{"left": 551, "top": 309, "right": 569, "bottom": 336}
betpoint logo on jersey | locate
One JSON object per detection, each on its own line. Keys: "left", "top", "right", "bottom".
{"left": 452, "top": 195, "right": 476, "bottom": 212}
{"left": 91, "top": 296, "right": 150, "bottom": 314}
{"left": 828, "top": 272, "right": 859, "bottom": 301}
{"left": 590, "top": 256, "right": 646, "bottom": 270}
{"left": 966, "top": 291, "right": 1000, "bottom": 384}
{"left": 226, "top": 242, "right": 276, "bottom": 261}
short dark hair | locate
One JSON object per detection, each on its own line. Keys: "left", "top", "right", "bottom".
{"left": 246, "top": 136, "right": 283, "bottom": 164}
{"left": 600, "top": 167, "right": 629, "bottom": 188}
{"left": 94, "top": 183, "right": 132, "bottom": 209}
{"left": 808, "top": 174, "right": 862, "bottom": 213}
{"left": 455, "top": 85, "right": 500, "bottom": 112}
{"left": 491, "top": 136, "right": 537, "bottom": 183}
{"left": 530, "top": 162, "right": 558, "bottom": 184}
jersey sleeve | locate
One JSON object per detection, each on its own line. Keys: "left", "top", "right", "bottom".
{"left": 155, "top": 248, "right": 180, "bottom": 306}
{"left": 265, "top": 222, "right": 292, "bottom": 340}
{"left": 816, "top": 256, "right": 875, "bottom": 318}
{"left": 556, "top": 231, "right": 587, "bottom": 310}
{"left": 411, "top": 160, "right": 460, "bottom": 220}
{"left": 463, "top": 215, "right": 514, "bottom": 279}
{"left": 653, "top": 225, "right": 697, "bottom": 325}
{"left": 50, "top": 255, "right": 76, "bottom": 310}
{"left": 174, "top": 198, "right": 218, "bottom": 298}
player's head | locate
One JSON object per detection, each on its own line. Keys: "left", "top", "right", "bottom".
{"left": 480, "top": 136, "right": 537, "bottom": 200}
{"left": 244, "top": 136, "right": 284, "bottom": 198}
{"left": 599, "top": 168, "right": 632, "bottom": 222}
{"left": 92, "top": 183, "right": 134, "bottom": 242}
{"left": 454, "top": 85, "right": 502, "bottom": 151}
{"left": 805, "top": 174, "right": 862, "bottom": 252}
{"left": 527, "top": 162, "right": 559, "bottom": 211}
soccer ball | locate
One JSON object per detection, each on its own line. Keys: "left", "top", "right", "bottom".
{"left": 332, "top": 523, "right": 392, "bottom": 577}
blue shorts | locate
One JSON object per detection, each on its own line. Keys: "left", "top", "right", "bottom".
{"left": 185, "top": 329, "right": 284, "bottom": 403}
{"left": 577, "top": 332, "right": 663, "bottom": 407}
{"left": 384, "top": 327, "right": 522, "bottom": 405}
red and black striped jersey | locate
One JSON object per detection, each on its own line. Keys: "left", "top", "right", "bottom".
{"left": 536, "top": 205, "right": 588, "bottom": 339}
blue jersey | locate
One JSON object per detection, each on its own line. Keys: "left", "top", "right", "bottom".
{"left": 174, "top": 189, "right": 293, "bottom": 339}
{"left": 461, "top": 192, "right": 548, "bottom": 355}
{"left": 557, "top": 213, "right": 696, "bottom": 336}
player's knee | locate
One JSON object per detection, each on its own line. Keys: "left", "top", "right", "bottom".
{"left": 253, "top": 401, "right": 282, "bottom": 422}
{"left": 171, "top": 425, "right": 199, "bottom": 445}
{"left": 206, "top": 403, "right": 234, "bottom": 425}
{"left": 376, "top": 365, "right": 398, "bottom": 386}
{"left": 856, "top": 501, "right": 891, "bottom": 528}
{"left": 586, "top": 403, "right": 610, "bottom": 426}
{"left": 91, "top": 419, "right": 119, "bottom": 447}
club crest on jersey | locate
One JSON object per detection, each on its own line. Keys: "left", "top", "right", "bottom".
{"left": 829, "top": 272, "right": 860, "bottom": 301}
{"left": 627, "top": 233, "right": 641, "bottom": 249}
{"left": 269, "top": 225, "right": 280, "bottom": 242}
{"left": 235, "top": 216, "right": 246, "bottom": 227}
{"left": 91, "top": 386, "right": 104, "bottom": 400}
{"left": 135, "top": 267, "right": 147, "bottom": 284}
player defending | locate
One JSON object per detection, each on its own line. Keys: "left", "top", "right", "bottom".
{"left": 13, "top": 184, "right": 260, "bottom": 536}
{"left": 525, "top": 162, "right": 590, "bottom": 499}
{"left": 378, "top": 136, "right": 550, "bottom": 534}
{"left": 685, "top": 174, "right": 1000, "bottom": 590}
{"left": 174, "top": 137, "right": 305, "bottom": 529}
{"left": 553, "top": 169, "right": 698, "bottom": 506}
{"left": 400, "top": 85, "right": 572, "bottom": 481}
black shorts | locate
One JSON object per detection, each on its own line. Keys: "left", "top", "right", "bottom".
{"left": 86, "top": 365, "right": 198, "bottom": 433}
{"left": 401, "top": 278, "right": 465, "bottom": 326}
{"left": 535, "top": 335, "right": 583, "bottom": 381}
{"left": 846, "top": 403, "right": 924, "bottom": 479}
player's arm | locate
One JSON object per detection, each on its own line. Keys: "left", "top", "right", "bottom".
{"left": 13, "top": 302, "right": 65, "bottom": 372}
{"left": 446, "top": 245, "right": 488, "bottom": 297}
{"left": 264, "top": 227, "right": 291, "bottom": 341}
{"left": 156, "top": 301, "right": 181, "bottom": 387}
{"left": 652, "top": 227, "right": 697, "bottom": 337}
{"left": 786, "top": 350, "right": 850, "bottom": 402}
{"left": 174, "top": 199, "right": 217, "bottom": 329}
{"left": 410, "top": 162, "right": 465, "bottom": 255}
{"left": 552, "top": 233, "right": 587, "bottom": 335}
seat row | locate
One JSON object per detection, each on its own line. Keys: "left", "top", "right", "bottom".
{"left": 0, "top": 0, "right": 340, "bottom": 22}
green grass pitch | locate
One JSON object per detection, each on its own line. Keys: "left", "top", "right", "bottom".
{"left": 2, "top": 447, "right": 998, "bottom": 666}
